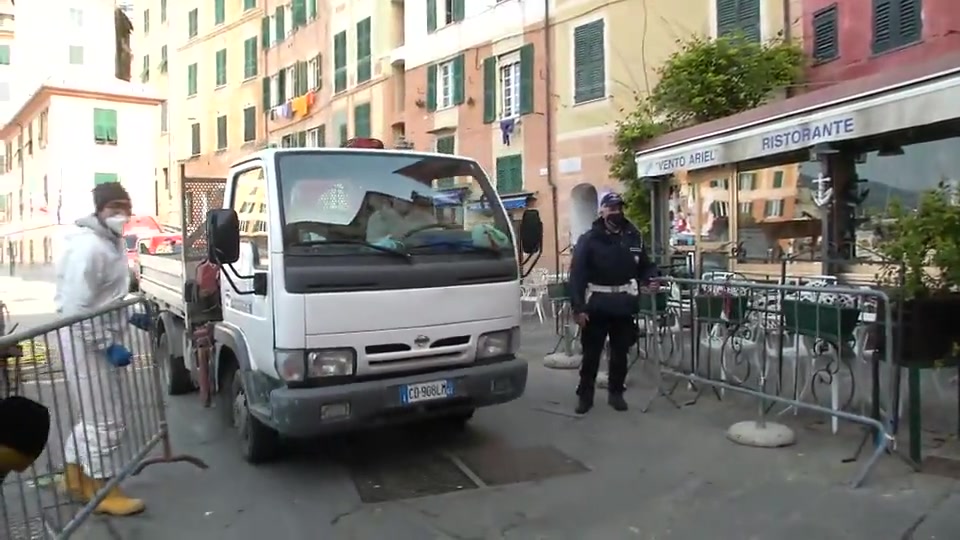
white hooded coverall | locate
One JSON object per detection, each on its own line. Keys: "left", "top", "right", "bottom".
{"left": 54, "top": 215, "right": 132, "bottom": 479}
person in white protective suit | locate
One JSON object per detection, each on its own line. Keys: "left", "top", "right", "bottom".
{"left": 54, "top": 182, "right": 146, "bottom": 516}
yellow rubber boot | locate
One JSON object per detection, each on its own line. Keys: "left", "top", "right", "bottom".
{"left": 92, "top": 483, "right": 145, "bottom": 516}
{"left": 60, "top": 464, "right": 94, "bottom": 502}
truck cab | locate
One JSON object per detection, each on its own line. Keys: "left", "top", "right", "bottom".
{"left": 148, "top": 142, "right": 541, "bottom": 462}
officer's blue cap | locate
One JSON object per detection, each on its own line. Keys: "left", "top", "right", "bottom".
{"left": 600, "top": 192, "right": 624, "bottom": 208}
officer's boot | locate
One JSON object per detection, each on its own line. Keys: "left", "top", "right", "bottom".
{"left": 608, "top": 392, "right": 628, "bottom": 412}
{"left": 575, "top": 389, "right": 594, "bottom": 415}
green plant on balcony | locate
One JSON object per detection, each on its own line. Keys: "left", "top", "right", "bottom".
{"left": 608, "top": 33, "right": 805, "bottom": 232}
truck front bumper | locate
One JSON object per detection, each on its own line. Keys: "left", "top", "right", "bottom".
{"left": 265, "top": 356, "right": 527, "bottom": 437}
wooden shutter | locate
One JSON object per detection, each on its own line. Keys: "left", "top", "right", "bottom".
{"left": 261, "top": 17, "right": 271, "bottom": 48}
{"left": 573, "top": 21, "right": 604, "bottom": 104}
{"left": 427, "top": 0, "right": 437, "bottom": 33}
{"left": 736, "top": 0, "right": 761, "bottom": 42}
{"left": 452, "top": 0, "right": 465, "bottom": 22}
{"left": 898, "top": 0, "right": 922, "bottom": 45}
{"left": 872, "top": 0, "right": 893, "bottom": 52}
{"left": 482, "top": 56, "right": 497, "bottom": 124}
{"left": 275, "top": 6, "right": 285, "bottom": 38}
{"left": 426, "top": 64, "right": 437, "bottom": 112}
{"left": 452, "top": 54, "right": 465, "bottom": 105}
{"left": 217, "top": 116, "right": 227, "bottom": 149}
{"left": 357, "top": 17, "right": 372, "bottom": 83}
{"left": 262, "top": 77, "right": 271, "bottom": 110}
{"left": 354, "top": 103, "right": 371, "bottom": 137}
{"left": 812, "top": 5, "right": 838, "bottom": 62}
{"left": 519, "top": 44, "right": 534, "bottom": 115}
{"left": 716, "top": 0, "right": 738, "bottom": 36}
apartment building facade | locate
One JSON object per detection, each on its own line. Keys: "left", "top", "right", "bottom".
{"left": 401, "top": 0, "right": 553, "bottom": 264}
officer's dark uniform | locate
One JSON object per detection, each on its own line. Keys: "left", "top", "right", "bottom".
{"left": 569, "top": 197, "right": 658, "bottom": 414}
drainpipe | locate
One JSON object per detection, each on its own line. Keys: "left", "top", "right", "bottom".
{"left": 543, "top": 0, "right": 559, "bottom": 275}
{"left": 783, "top": 0, "right": 794, "bottom": 98}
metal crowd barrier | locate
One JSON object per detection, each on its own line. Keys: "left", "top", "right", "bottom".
{"left": 0, "top": 296, "right": 207, "bottom": 539}
{"left": 635, "top": 276, "right": 896, "bottom": 488}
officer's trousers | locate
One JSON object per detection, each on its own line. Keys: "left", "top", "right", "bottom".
{"left": 578, "top": 313, "right": 636, "bottom": 396}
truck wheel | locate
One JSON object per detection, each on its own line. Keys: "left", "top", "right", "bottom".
{"left": 159, "top": 333, "right": 194, "bottom": 396}
{"left": 224, "top": 364, "right": 279, "bottom": 464}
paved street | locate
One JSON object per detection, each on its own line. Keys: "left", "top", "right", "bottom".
{"left": 2, "top": 272, "right": 959, "bottom": 539}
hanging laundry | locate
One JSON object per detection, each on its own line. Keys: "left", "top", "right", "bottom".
{"left": 499, "top": 118, "right": 516, "bottom": 146}
{"left": 306, "top": 91, "right": 316, "bottom": 108}
{"left": 291, "top": 96, "right": 308, "bottom": 117}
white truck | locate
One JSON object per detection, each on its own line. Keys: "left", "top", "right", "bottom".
{"left": 139, "top": 140, "right": 542, "bottom": 463}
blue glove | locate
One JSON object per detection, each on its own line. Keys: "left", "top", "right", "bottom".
{"left": 104, "top": 344, "right": 132, "bottom": 368}
{"left": 128, "top": 313, "right": 152, "bottom": 331}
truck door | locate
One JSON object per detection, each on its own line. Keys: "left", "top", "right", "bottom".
{"left": 223, "top": 165, "right": 274, "bottom": 373}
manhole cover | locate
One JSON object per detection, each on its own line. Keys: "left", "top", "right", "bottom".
{"left": 347, "top": 452, "right": 478, "bottom": 503}
{"left": 453, "top": 445, "right": 589, "bottom": 486}
{"left": 922, "top": 456, "right": 960, "bottom": 479}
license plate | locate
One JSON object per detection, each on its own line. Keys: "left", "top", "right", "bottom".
{"left": 401, "top": 380, "right": 453, "bottom": 404}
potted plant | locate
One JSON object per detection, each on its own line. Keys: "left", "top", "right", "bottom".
{"left": 874, "top": 183, "right": 960, "bottom": 365}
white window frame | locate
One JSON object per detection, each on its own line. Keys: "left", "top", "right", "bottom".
{"left": 764, "top": 199, "right": 784, "bottom": 218}
{"left": 270, "top": 15, "right": 279, "bottom": 45}
{"left": 308, "top": 127, "right": 321, "bottom": 147}
{"left": 498, "top": 52, "right": 521, "bottom": 119}
{"left": 270, "top": 75, "right": 280, "bottom": 106}
{"left": 284, "top": 65, "right": 295, "bottom": 101}
{"left": 307, "top": 57, "right": 318, "bottom": 90}
{"left": 738, "top": 172, "right": 757, "bottom": 191}
{"left": 285, "top": 4, "right": 294, "bottom": 37}
{"left": 444, "top": 0, "right": 455, "bottom": 24}
{"left": 739, "top": 201, "right": 752, "bottom": 215}
{"left": 437, "top": 60, "right": 454, "bottom": 111}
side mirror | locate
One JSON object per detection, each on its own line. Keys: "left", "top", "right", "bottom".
{"left": 206, "top": 209, "right": 240, "bottom": 264}
{"left": 518, "top": 209, "right": 543, "bottom": 255}
{"left": 138, "top": 244, "right": 149, "bottom": 254}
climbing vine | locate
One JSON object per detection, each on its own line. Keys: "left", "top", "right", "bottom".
{"left": 610, "top": 33, "right": 805, "bottom": 233}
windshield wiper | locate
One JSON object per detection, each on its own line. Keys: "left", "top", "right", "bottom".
{"left": 289, "top": 239, "right": 412, "bottom": 261}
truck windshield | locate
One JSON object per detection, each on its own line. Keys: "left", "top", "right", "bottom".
{"left": 275, "top": 151, "right": 515, "bottom": 256}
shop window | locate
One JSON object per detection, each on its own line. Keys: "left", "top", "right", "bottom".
{"left": 872, "top": 0, "right": 922, "bottom": 54}
{"left": 737, "top": 172, "right": 757, "bottom": 191}
{"left": 812, "top": 4, "right": 839, "bottom": 63}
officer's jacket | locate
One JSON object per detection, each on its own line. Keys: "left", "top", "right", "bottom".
{"left": 568, "top": 218, "right": 659, "bottom": 316}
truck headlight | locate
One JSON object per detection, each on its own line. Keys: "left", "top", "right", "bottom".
{"left": 307, "top": 348, "right": 356, "bottom": 377}
{"left": 274, "top": 350, "right": 306, "bottom": 383}
{"left": 477, "top": 328, "right": 519, "bottom": 360}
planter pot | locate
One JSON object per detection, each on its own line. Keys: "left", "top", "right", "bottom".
{"left": 874, "top": 293, "right": 960, "bottom": 366}
{"left": 781, "top": 299, "right": 861, "bottom": 348}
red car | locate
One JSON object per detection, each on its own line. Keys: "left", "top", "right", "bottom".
{"left": 122, "top": 216, "right": 181, "bottom": 292}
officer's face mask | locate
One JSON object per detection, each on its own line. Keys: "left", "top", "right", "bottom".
{"left": 604, "top": 212, "right": 626, "bottom": 230}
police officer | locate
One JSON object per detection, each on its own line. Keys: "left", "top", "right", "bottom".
{"left": 568, "top": 192, "right": 659, "bottom": 414}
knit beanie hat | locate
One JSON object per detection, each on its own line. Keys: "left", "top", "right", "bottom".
{"left": 92, "top": 182, "right": 131, "bottom": 212}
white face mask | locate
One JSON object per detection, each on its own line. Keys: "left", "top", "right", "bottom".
{"left": 104, "top": 215, "right": 129, "bottom": 235}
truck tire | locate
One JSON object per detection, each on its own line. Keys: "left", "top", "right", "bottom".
{"left": 222, "top": 363, "right": 279, "bottom": 464}
{"left": 158, "top": 333, "right": 194, "bottom": 396}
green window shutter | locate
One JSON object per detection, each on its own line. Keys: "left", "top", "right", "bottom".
{"left": 736, "top": 0, "right": 760, "bottom": 42}
{"left": 482, "top": 56, "right": 497, "bottom": 123}
{"left": 356, "top": 17, "right": 372, "bottom": 84}
{"left": 354, "top": 103, "right": 371, "bottom": 138}
{"left": 217, "top": 115, "right": 228, "bottom": 149}
{"left": 772, "top": 170, "right": 784, "bottom": 188}
{"left": 452, "top": 0, "right": 465, "bottom": 22}
{"left": 426, "top": 0, "right": 437, "bottom": 33}
{"left": 244, "top": 38, "right": 258, "bottom": 78}
{"left": 244, "top": 0, "right": 256, "bottom": 10}
{"left": 315, "top": 53, "right": 323, "bottom": 89}
{"left": 573, "top": 20, "right": 605, "bottom": 104}
{"left": 93, "top": 109, "right": 104, "bottom": 142}
{"left": 0, "top": 45, "right": 10, "bottom": 65}
{"left": 519, "top": 44, "right": 534, "bottom": 115}
{"left": 297, "top": 131, "right": 307, "bottom": 147}
{"left": 292, "top": 0, "right": 306, "bottom": 28}
{"left": 143, "top": 9, "right": 150, "bottom": 34}
{"left": 334, "top": 31, "right": 347, "bottom": 92}
{"left": 308, "top": 0, "right": 317, "bottom": 20}
{"left": 261, "top": 77, "right": 271, "bottom": 110}
{"left": 338, "top": 123, "right": 348, "bottom": 144}
{"left": 191, "top": 123, "right": 201, "bottom": 155}
{"left": 141, "top": 55, "right": 149, "bottom": 82}
{"left": 188, "top": 9, "right": 198, "bottom": 38}
{"left": 426, "top": 64, "right": 437, "bottom": 112}
{"left": 94, "top": 173, "right": 119, "bottom": 186}
{"left": 452, "top": 54, "right": 465, "bottom": 105}
{"left": 277, "top": 69, "right": 287, "bottom": 101}
{"left": 160, "top": 45, "right": 167, "bottom": 73}
{"left": 898, "top": 0, "right": 923, "bottom": 45}
{"left": 243, "top": 107, "right": 256, "bottom": 142}
{"left": 214, "top": 0, "right": 225, "bottom": 25}
{"left": 496, "top": 155, "right": 522, "bottom": 193}
{"left": 292, "top": 62, "right": 301, "bottom": 97}
{"left": 812, "top": 5, "right": 838, "bottom": 62}
{"left": 261, "top": 17, "right": 271, "bottom": 47}
{"left": 874, "top": 0, "right": 922, "bottom": 52}
{"left": 436, "top": 136, "right": 456, "bottom": 187}
{"left": 716, "top": 0, "right": 738, "bottom": 36}
{"left": 215, "top": 49, "right": 227, "bottom": 86}
{"left": 275, "top": 6, "right": 285, "bottom": 40}
{"left": 317, "top": 125, "right": 326, "bottom": 146}
{"left": 161, "top": 0, "right": 167, "bottom": 22}
{"left": 187, "top": 63, "right": 197, "bottom": 96}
